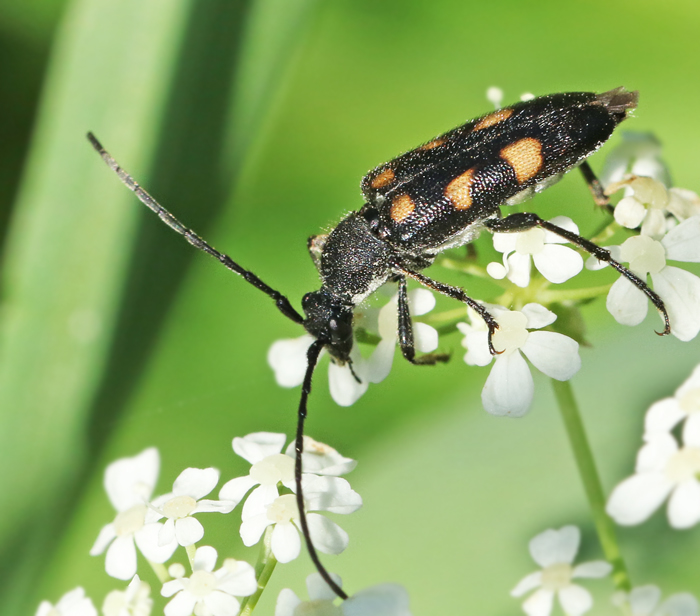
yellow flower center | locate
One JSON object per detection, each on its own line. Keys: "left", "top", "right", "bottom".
{"left": 267, "top": 494, "right": 299, "bottom": 523}
{"left": 162, "top": 495, "right": 197, "bottom": 519}
{"left": 492, "top": 311, "right": 529, "bottom": 355}
{"left": 250, "top": 454, "right": 295, "bottom": 486}
{"left": 541, "top": 563, "right": 573, "bottom": 591}
{"left": 113, "top": 504, "right": 146, "bottom": 536}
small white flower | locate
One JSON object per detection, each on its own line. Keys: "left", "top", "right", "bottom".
{"left": 612, "top": 585, "right": 699, "bottom": 616}
{"left": 102, "top": 575, "right": 152, "bottom": 616}
{"left": 600, "top": 220, "right": 700, "bottom": 341}
{"left": 161, "top": 547, "right": 256, "bottom": 616}
{"left": 645, "top": 364, "right": 700, "bottom": 442}
{"left": 90, "top": 449, "right": 177, "bottom": 580}
{"left": 239, "top": 472, "right": 362, "bottom": 563}
{"left": 487, "top": 86, "right": 504, "bottom": 108}
{"left": 36, "top": 587, "right": 97, "bottom": 616}
{"left": 267, "top": 288, "right": 438, "bottom": 406}
{"left": 489, "top": 217, "right": 584, "bottom": 287}
{"left": 275, "top": 573, "right": 412, "bottom": 616}
{"left": 511, "top": 526, "right": 612, "bottom": 616}
{"left": 606, "top": 431, "right": 700, "bottom": 529}
{"left": 608, "top": 177, "right": 674, "bottom": 239}
{"left": 218, "top": 432, "right": 356, "bottom": 521}
{"left": 147, "top": 468, "right": 234, "bottom": 547}
{"left": 458, "top": 303, "right": 581, "bottom": 416}
{"left": 600, "top": 133, "right": 671, "bottom": 191}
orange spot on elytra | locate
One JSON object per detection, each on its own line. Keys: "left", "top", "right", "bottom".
{"left": 370, "top": 168, "right": 395, "bottom": 189}
{"left": 390, "top": 194, "right": 416, "bottom": 222}
{"left": 500, "top": 138, "right": 543, "bottom": 184}
{"left": 421, "top": 138, "right": 446, "bottom": 150}
{"left": 473, "top": 108, "right": 513, "bottom": 131}
{"left": 445, "top": 168, "right": 476, "bottom": 210}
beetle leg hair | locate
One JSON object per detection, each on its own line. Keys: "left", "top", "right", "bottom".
{"left": 395, "top": 265, "right": 500, "bottom": 355}
{"left": 87, "top": 133, "right": 304, "bottom": 325}
{"left": 396, "top": 276, "right": 450, "bottom": 365}
{"left": 485, "top": 213, "right": 671, "bottom": 336}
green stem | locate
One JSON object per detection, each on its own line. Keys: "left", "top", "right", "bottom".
{"left": 148, "top": 560, "right": 170, "bottom": 584}
{"left": 551, "top": 379, "right": 631, "bottom": 591}
{"left": 238, "top": 526, "right": 278, "bottom": 616}
{"left": 186, "top": 543, "right": 197, "bottom": 571}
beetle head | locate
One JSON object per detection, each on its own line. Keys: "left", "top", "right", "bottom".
{"left": 302, "top": 290, "right": 354, "bottom": 361}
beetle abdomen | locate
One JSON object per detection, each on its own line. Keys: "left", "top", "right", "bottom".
{"left": 361, "top": 88, "right": 637, "bottom": 252}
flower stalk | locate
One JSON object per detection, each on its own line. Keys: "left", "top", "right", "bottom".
{"left": 551, "top": 378, "right": 631, "bottom": 591}
{"left": 238, "top": 526, "right": 278, "bottom": 616}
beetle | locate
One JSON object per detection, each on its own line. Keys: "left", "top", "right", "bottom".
{"left": 88, "top": 87, "right": 669, "bottom": 598}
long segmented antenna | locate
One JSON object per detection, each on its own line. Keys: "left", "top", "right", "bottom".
{"left": 86, "top": 132, "right": 304, "bottom": 325}
{"left": 295, "top": 340, "right": 348, "bottom": 600}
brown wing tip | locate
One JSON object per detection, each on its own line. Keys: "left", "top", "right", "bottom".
{"left": 594, "top": 87, "right": 639, "bottom": 118}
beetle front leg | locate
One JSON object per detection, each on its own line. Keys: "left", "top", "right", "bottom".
{"left": 579, "top": 161, "right": 613, "bottom": 213}
{"left": 396, "top": 276, "right": 450, "bottom": 365}
{"left": 485, "top": 213, "right": 671, "bottom": 335}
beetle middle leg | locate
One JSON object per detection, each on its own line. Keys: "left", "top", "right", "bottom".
{"left": 485, "top": 212, "right": 671, "bottom": 335}
{"left": 395, "top": 276, "right": 450, "bottom": 365}
{"left": 396, "top": 265, "right": 500, "bottom": 354}
{"left": 579, "top": 161, "right": 612, "bottom": 213}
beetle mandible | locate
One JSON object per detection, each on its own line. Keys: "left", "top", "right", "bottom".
{"left": 88, "top": 86, "right": 670, "bottom": 598}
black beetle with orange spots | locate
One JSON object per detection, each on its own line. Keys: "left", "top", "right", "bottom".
{"left": 87, "top": 87, "right": 670, "bottom": 599}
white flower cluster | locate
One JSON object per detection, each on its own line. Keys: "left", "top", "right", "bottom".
{"left": 607, "top": 363, "right": 700, "bottom": 529}
{"left": 36, "top": 436, "right": 405, "bottom": 616}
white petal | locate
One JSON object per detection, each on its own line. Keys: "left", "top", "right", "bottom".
{"left": 408, "top": 288, "right": 436, "bottom": 316}
{"left": 607, "top": 276, "right": 648, "bottom": 326}
{"left": 241, "top": 484, "right": 279, "bottom": 521}
{"left": 571, "top": 561, "right": 612, "bottom": 578}
{"left": 487, "top": 261, "right": 507, "bottom": 279}
{"left": 511, "top": 572, "right": 543, "bottom": 597}
{"left": 175, "top": 517, "right": 204, "bottom": 546}
{"left": 628, "top": 585, "right": 661, "bottom": 616}
{"left": 328, "top": 360, "right": 369, "bottom": 406}
{"left": 637, "top": 434, "right": 678, "bottom": 472}
{"left": 284, "top": 437, "right": 356, "bottom": 476}
{"left": 364, "top": 339, "right": 396, "bottom": 384}
{"left": 522, "top": 588, "right": 555, "bottom": 616}
{"left": 164, "top": 591, "right": 197, "bottom": 616}
{"left": 606, "top": 473, "right": 673, "bottom": 525}
{"left": 493, "top": 232, "right": 518, "bottom": 253}
{"left": 651, "top": 267, "right": 700, "bottom": 341}
{"left": 55, "top": 588, "right": 97, "bottom": 616}
{"left": 233, "top": 433, "right": 286, "bottom": 464}
{"left": 134, "top": 523, "right": 178, "bottom": 563}
{"left": 194, "top": 545, "right": 218, "bottom": 572}
{"left": 543, "top": 216, "right": 580, "bottom": 242}
{"left": 203, "top": 591, "right": 239, "bottom": 616}
{"left": 303, "top": 475, "right": 363, "bottom": 514}
{"left": 462, "top": 330, "right": 492, "bottom": 367}
{"left": 641, "top": 209, "right": 667, "bottom": 240}
{"left": 615, "top": 196, "right": 647, "bottom": 229}
{"left": 307, "top": 513, "right": 349, "bottom": 554}
{"left": 530, "top": 526, "right": 579, "bottom": 567}
{"left": 682, "top": 415, "right": 700, "bottom": 448}
{"left": 219, "top": 475, "right": 258, "bottom": 505}
{"left": 105, "top": 536, "right": 137, "bottom": 580}
{"left": 240, "top": 514, "right": 272, "bottom": 547}
{"left": 173, "top": 467, "right": 219, "bottom": 499}
{"left": 667, "top": 480, "right": 700, "bottom": 528}
{"left": 522, "top": 331, "right": 581, "bottom": 381}
{"left": 275, "top": 589, "right": 302, "bottom": 616}
{"left": 534, "top": 245, "right": 583, "bottom": 284}
{"left": 90, "top": 524, "right": 116, "bottom": 556}
{"left": 216, "top": 559, "right": 258, "bottom": 596}
{"left": 558, "top": 584, "right": 593, "bottom": 616}
{"left": 105, "top": 448, "right": 159, "bottom": 511}
{"left": 161, "top": 579, "right": 185, "bottom": 598}
{"left": 344, "top": 584, "right": 412, "bottom": 616}
{"left": 481, "top": 352, "right": 534, "bottom": 417}
{"left": 644, "top": 398, "right": 685, "bottom": 436}
{"left": 662, "top": 216, "right": 700, "bottom": 262}
{"left": 271, "top": 522, "right": 301, "bottom": 563}
{"left": 267, "top": 335, "right": 314, "bottom": 388}
{"left": 657, "top": 594, "right": 700, "bottom": 616}
{"left": 306, "top": 572, "right": 343, "bottom": 602}
{"left": 506, "top": 252, "right": 532, "bottom": 288}
{"left": 159, "top": 518, "right": 176, "bottom": 546}
{"left": 520, "top": 303, "right": 557, "bottom": 329}
{"left": 414, "top": 323, "right": 439, "bottom": 353}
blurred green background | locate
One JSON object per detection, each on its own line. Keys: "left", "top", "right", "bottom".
{"left": 1, "top": 0, "right": 699, "bottom": 614}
